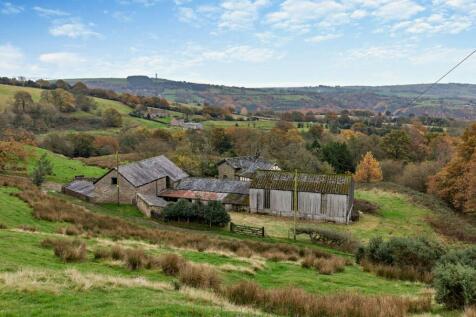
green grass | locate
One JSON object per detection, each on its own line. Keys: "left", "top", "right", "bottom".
{"left": 230, "top": 189, "right": 439, "bottom": 244}
{"left": 26, "top": 146, "right": 106, "bottom": 184}
{"left": 0, "top": 183, "right": 459, "bottom": 316}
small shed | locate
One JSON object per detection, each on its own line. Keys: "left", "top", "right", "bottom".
{"left": 249, "top": 171, "right": 354, "bottom": 224}
{"left": 62, "top": 179, "right": 95, "bottom": 201}
{"left": 136, "top": 193, "right": 169, "bottom": 218}
{"left": 217, "top": 156, "right": 280, "bottom": 181}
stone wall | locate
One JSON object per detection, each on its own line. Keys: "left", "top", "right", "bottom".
{"left": 217, "top": 162, "right": 236, "bottom": 180}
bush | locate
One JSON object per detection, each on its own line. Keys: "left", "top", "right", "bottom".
{"left": 158, "top": 253, "right": 185, "bottom": 276}
{"left": 111, "top": 245, "right": 126, "bottom": 260}
{"left": 94, "top": 247, "right": 112, "bottom": 260}
{"left": 178, "top": 263, "right": 221, "bottom": 290}
{"left": 434, "top": 264, "right": 476, "bottom": 309}
{"left": 380, "top": 160, "right": 404, "bottom": 182}
{"left": 395, "top": 161, "right": 441, "bottom": 193}
{"left": 359, "top": 236, "right": 445, "bottom": 272}
{"left": 296, "top": 227, "right": 359, "bottom": 252}
{"left": 42, "top": 239, "right": 87, "bottom": 262}
{"left": 125, "top": 249, "right": 147, "bottom": 270}
{"left": 163, "top": 199, "right": 230, "bottom": 227}
{"left": 354, "top": 199, "right": 379, "bottom": 214}
{"left": 434, "top": 247, "right": 476, "bottom": 309}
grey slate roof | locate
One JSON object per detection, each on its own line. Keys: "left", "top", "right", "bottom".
{"left": 221, "top": 156, "right": 278, "bottom": 177}
{"left": 251, "top": 171, "right": 353, "bottom": 195}
{"left": 177, "top": 177, "right": 249, "bottom": 195}
{"left": 117, "top": 155, "right": 188, "bottom": 187}
{"left": 137, "top": 193, "right": 169, "bottom": 207}
{"left": 64, "top": 180, "right": 95, "bottom": 198}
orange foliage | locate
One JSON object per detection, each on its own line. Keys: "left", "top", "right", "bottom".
{"left": 0, "top": 141, "right": 29, "bottom": 171}
{"left": 354, "top": 151, "right": 383, "bottom": 183}
{"left": 428, "top": 123, "right": 476, "bottom": 213}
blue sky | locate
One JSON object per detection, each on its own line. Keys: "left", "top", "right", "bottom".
{"left": 0, "top": 0, "right": 475, "bottom": 87}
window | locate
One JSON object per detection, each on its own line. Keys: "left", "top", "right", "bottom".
{"left": 264, "top": 189, "right": 270, "bottom": 209}
{"left": 111, "top": 177, "right": 117, "bottom": 185}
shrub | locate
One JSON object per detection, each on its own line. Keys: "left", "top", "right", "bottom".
{"left": 361, "top": 259, "right": 433, "bottom": 283}
{"left": 434, "top": 263, "right": 476, "bottom": 309}
{"left": 43, "top": 239, "right": 87, "bottom": 262}
{"left": 380, "top": 159, "right": 404, "bottom": 182}
{"left": 125, "top": 249, "right": 147, "bottom": 270}
{"left": 395, "top": 161, "right": 441, "bottom": 193}
{"left": 158, "top": 253, "right": 185, "bottom": 276}
{"left": 296, "top": 227, "right": 359, "bottom": 252}
{"left": 226, "top": 281, "right": 264, "bottom": 306}
{"left": 178, "top": 263, "right": 221, "bottom": 290}
{"left": 93, "top": 247, "right": 112, "bottom": 260}
{"left": 18, "top": 225, "right": 37, "bottom": 232}
{"left": 110, "top": 245, "right": 126, "bottom": 260}
{"left": 434, "top": 247, "right": 476, "bottom": 309}
{"left": 359, "top": 236, "right": 445, "bottom": 271}
{"left": 163, "top": 200, "right": 230, "bottom": 227}
{"left": 313, "top": 257, "right": 346, "bottom": 275}
{"left": 354, "top": 199, "right": 379, "bottom": 214}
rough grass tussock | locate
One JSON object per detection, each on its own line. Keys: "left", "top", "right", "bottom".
{"left": 41, "top": 238, "right": 87, "bottom": 263}
{"left": 178, "top": 263, "right": 222, "bottom": 290}
{"left": 225, "top": 281, "right": 432, "bottom": 317}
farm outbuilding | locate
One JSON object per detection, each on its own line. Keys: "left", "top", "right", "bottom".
{"left": 217, "top": 156, "right": 280, "bottom": 181}
{"left": 249, "top": 171, "right": 354, "bottom": 224}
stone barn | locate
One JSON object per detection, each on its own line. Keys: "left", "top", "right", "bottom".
{"left": 249, "top": 171, "right": 354, "bottom": 224}
{"left": 217, "top": 156, "right": 280, "bottom": 181}
{"left": 90, "top": 155, "right": 188, "bottom": 204}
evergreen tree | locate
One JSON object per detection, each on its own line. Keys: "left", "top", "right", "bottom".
{"left": 31, "top": 153, "right": 53, "bottom": 186}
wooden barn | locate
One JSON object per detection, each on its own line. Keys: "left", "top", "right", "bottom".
{"left": 249, "top": 171, "right": 354, "bottom": 224}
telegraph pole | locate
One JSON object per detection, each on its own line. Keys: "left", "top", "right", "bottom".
{"left": 293, "top": 169, "right": 298, "bottom": 240}
{"left": 116, "top": 150, "right": 120, "bottom": 205}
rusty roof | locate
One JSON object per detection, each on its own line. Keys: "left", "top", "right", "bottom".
{"left": 250, "top": 171, "right": 353, "bottom": 195}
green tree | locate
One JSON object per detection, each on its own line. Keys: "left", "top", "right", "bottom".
{"left": 321, "top": 142, "right": 354, "bottom": 173}
{"left": 31, "top": 153, "right": 53, "bottom": 186}
{"left": 381, "top": 130, "right": 411, "bottom": 160}
{"left": 102, "top": 108, "right": 122, "bottom": 127}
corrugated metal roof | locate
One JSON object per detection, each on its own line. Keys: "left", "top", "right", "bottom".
{"left": 64, "top": 180, "right": 95, "bottom": 197}
{"left": 250, "top": 171, "right": 352, "bottom": 195}
{"left": 222, "top": 156, "right": 277, "bottom": 176}
{"left": 158, "top": 189, "right": 228, "bottom": 201}
{"left": 137, "top": 193, "right": 169, "bottom": 207}
{"left": 118, "top": 155, "right": 188, "bottom": 187}
{"left": 177, "top": 178, "right": 249, "bottom": 195}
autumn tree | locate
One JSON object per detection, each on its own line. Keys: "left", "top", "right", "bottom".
{"left": 428, "top": 123, "right": 476, "bottom": 213}
{"left": 354, "top": 152, "right": 383, "bottom": 183}
{"left": 102, "top": 108, "right": 122, "bottom": 127}
{"left": 0, "top": 141, "right": 29, "bottom": 171}
{"left": 381, "top": 130, "right": 411, "bottom": 160}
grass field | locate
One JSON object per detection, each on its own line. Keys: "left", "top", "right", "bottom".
{"left": 0, "top": 183, "right": 449, "bottom": 317}
{"left": 202, "top": 120, "right": 312, "bottom": 132}
{"left": 26, "top": 146, "right": 106, "bottom": 184}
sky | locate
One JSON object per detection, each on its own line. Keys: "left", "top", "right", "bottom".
{"left": 0, "top": 0, "right": 475, "bottom": 87}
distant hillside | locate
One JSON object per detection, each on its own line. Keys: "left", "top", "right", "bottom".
{"left": 65, "top": 77, "right": 476, "bottom": 120}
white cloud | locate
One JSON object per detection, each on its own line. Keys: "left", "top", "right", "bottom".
{"left": 0, "top": 43, "right": 23, "bottom": 71}
{"left": 112, "top": 11, "right": 133, "bottom": 22}
{"left": 33, "top": 6, "right": 69, "bottom": 17}
{"left": 118, "top": 0, "right": 159, "bottom": 7}
{"left": 1, "top": 2, "right": 23, "bottom": 15}
{"left": 392, "top": 14, "right": 472, "bottom": 34}
{"left": 49, "top": 21, "right": 101, "bottom": 39}
{"left": 345, "top": 44, "right": 413, "bottom": 60}
{"left": 306, "top": 33, "right": 341, "bottom": 43}
{"left": 219, "top": 0, "right": 270, "bottom": 30}
{"left": 200, "top": 45, "right": 280, "bottom": 62}
{"left": 178, "top": 7, "right": 199, "bottom": 24}
{"left": 39, "top": 52, "right": 85, "bottom": 66}
{"left": 372, "top": 0, "right": 424, "bottom": 20}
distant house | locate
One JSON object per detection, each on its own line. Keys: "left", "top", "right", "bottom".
{"left": 144, "top": 107, "right": 168, "bottom": 119}
{"left": 217, "top": 156, "right": 280, "bottom": 181}
{"left": 170, "top": 118, "right": 203, "bottom": 130}
{"left": 249, "top": 171, "right": 354, "bottom": 224}
{"left": 158, "top": 177, "right": 249, "bottom": 211}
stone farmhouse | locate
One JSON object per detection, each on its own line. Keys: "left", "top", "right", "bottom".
{"left": 249, "top": 171, "right": 354, "bottom": 224}
{"left": 217, "top": 156, "right": 280, "bottom": 181}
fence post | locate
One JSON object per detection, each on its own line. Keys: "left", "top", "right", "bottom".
{"left": 261, "top": 227, "right": 264, "bottom": 237}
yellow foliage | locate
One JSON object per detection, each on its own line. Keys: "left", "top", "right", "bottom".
{"left": 354, "top": 151, "right": 383, "bottom": 183}
{"left": 340, "top": 129, "right": 364, "bottom": 140}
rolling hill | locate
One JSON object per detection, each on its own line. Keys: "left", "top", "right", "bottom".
{"left": 66, "top": 76, "right": 476, "bottom": 120}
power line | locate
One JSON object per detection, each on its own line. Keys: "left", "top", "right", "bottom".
{"left": 408, "top": 48, "right": 476, "bottom": 107}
